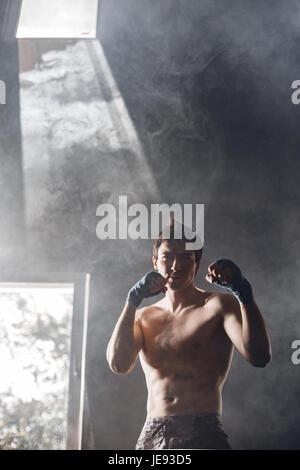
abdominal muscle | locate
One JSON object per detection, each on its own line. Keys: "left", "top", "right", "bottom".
{"left": 143, "top": 364, "right": 224, "bottom": 418}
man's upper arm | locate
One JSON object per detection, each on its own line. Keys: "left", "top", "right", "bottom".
{"left": 123, "top": 310, "right": 145, "bottom": 374}
{"left": 221, "top": 294, "right": 250, "bottom": 363}
{"left": 134, "top": 320, "right": 144, "bottom": 354}
{"left": 133, "top": 308, "right": 145, "bottom": 355}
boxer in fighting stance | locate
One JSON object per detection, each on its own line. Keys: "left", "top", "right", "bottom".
{"left": 106, "top": 221, "right": 272, "bottom": 449}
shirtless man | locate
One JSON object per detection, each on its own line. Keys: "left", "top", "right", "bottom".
{"left": 106, "top": 223, "right": 272, "bottom": 449}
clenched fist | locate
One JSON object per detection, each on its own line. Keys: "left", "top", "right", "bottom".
{"left": 127, "top": 271, "right": 168, "bottom": 308}
{"left": 206, "top": 258, "right": 253, "bottom": 305}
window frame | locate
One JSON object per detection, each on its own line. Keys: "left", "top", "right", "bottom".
{"left": 0, "top": 271, "right": 90, "bottom": 450}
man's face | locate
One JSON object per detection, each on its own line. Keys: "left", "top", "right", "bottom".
{"left": 153, "top": 240, "right": 200, "bottom": 290}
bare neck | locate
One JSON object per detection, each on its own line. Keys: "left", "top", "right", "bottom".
{"left": 164, "top": 283, "right": 200, "bottom": 314}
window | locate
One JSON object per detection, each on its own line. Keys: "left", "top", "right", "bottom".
{"left": 0, "top": 273, "right": 90, "bottom": 450}
{"left": 16, "top": 0, "right": 99, "bottom": 39}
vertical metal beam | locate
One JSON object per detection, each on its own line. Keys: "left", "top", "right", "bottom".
{"left": 78, "top": 273, "right": 90, "bottom": 449}
{"left": 66, "top": 273, "right": 91, "bottom": 450}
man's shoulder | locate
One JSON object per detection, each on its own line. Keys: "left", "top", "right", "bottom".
{"left": 194, "top": 287, "right": 221, "bottom": 306}
{"left": 135, "top": 303, "right": 161, "bottom": 321}
{"left": 199, "top": 288, "right": 239, "bottom": 313}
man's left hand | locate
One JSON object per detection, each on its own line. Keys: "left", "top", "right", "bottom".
{"left": 205, "top": 258, "right": 254, "bottom": 305}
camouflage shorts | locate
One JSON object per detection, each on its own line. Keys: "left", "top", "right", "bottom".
{"left": 135, "top": 412, "right": 231, "bottom": 450}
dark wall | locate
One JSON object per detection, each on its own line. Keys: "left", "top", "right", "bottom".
{"left": 0, "top": 0, "right": 300, "bottom": 450}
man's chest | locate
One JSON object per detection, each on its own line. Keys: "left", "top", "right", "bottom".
{"left": 140, "top": 307, "right": 224, "bottom": 364}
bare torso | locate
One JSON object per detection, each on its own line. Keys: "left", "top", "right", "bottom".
{"left": 137, "top": 288, "right": 234, "bottom": 418}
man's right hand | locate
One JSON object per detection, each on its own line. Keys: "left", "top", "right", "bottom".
{"left": 127, "top": 271, "right": 168, "bottom": 308}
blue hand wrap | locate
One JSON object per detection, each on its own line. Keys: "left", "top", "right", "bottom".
{"left": 127, "top": 271, "right": 165, "bottom": 308}
{"left": 213, "top": 258, "right": 253, "bottom": 305}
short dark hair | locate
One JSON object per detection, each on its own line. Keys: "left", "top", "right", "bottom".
{"left": 152, "top": 218, "right": 203, "bottom": 263}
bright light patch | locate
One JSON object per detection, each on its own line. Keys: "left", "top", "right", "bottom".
{"left": 0, "top": 284, "right": 73, "bottom": 450}
{"left": 16, "top": 0, "right": 99, "bottom": 39}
